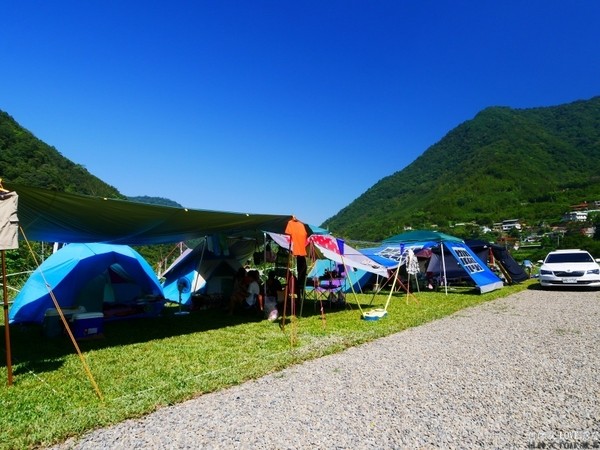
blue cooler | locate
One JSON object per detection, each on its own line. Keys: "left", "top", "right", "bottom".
{"left": 43, "top": 306, "right": 86, "bottom": 338}
{"left": 71, "top": 312, "right": 104, "bottom": 339}
{"left": 42, "top": 309, "right": 63, "bottom": 338}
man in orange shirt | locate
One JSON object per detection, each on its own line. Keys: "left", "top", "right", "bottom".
{"left": 285, "top": 216, "right": 308, "bottom": 301}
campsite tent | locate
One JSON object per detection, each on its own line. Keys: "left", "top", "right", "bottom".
{"left": 9, "top": 243, "right": 164, "bottom": 324}
{"left": 465, "top": 239, "right": 529, "bottom": 284}
{"left": 0, "top": 182, "right": 303, "bottom": 385}
{"left": 361, "top": 230, "right": 504, "bottom": 294}
{"left": 161, "top": 237, "right": 255, "bottom": 306}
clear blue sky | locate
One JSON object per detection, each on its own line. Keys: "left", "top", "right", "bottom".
{"left": 2, "top": 1, "right": 599, "bottom": 226}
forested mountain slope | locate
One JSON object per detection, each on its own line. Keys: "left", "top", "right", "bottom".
{"left": 323, "top": 96, "right": 600, "bottom": 240}
{"left": 0, "top": 111, "right": 182, "bottom": 209}
{"left": 0, "top": 110, "right": 181, "bottom": 269}
{"left": 0, "top": 111, "right": 123, "bottom": 198}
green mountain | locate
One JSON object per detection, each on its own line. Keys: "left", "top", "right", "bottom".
{"left": 0, "top": 111, "right": 123, "bottom": 198}
{"left": 127, "top": 196, "right": 183, "bottom": 208}
{"left": 323, "top": 96, "right": 600, "bottom": 240}
{"left": 0, "top": 111, "right": 183, "bottom": 210}
{"left": 0, "top": 110, "right": 184, "bottom": 273}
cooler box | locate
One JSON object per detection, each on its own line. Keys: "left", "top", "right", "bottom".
{"left": 43, "top": 306, "right": 86, "bottom": 338}
{"left": 71, "top": 312, "right": 104, "bottom": 339}
{"left": 42, "top": 309, "right": 62, "bottom": 338}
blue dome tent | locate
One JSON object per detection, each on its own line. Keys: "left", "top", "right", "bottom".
{"left": 9, "top": 243, "right": 164, "bottom": 324}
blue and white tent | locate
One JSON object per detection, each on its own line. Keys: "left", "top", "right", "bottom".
{"left": 361, "top": 230, "right": 504, "bottom": 294}
{"left": 9, "top": 243, "right": 164, "bottom": 324}
{"left": 161, "top": 237, "right": 255, "bottom": 306}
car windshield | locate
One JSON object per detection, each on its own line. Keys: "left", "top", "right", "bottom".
{"left": 546, "top": 252, "right": 594, "bottom": 263}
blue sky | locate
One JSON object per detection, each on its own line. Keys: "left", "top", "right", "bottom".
{"left": 2, "top": 1, "right": 599, "bottom": 226}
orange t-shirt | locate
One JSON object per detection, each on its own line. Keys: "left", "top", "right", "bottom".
{"left": 285, "top": 218, "right": 308, "bottom": 256}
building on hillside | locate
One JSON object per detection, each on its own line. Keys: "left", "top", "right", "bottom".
{"left": 520, "top": 232, "right": 542, "bottom": 248}
{"left": 450, "top": 221, "right": 478, "bottom": 227}
{"left": 501, "top": 219, "right": 522, "bottom": 232}
{"left": 570, "top": 201, "right": 589, "bottom": 211}
{"left": 562, "top": 211, "right": 588, "bottom": 222}
{"left": 550, "top": 226, "right": 567, "bottom": 234}
{"left": 497, "top": 235, "right": 518, "bottom": 249}
{"left": 581, "top": 227, "right": 596, "bottom": 238}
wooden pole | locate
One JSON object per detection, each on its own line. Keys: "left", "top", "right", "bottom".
{"left": 2, "top": 250, "right": 13, "bottom": 386}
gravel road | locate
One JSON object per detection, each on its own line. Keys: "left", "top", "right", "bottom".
{"left": 52, "top": 288, "right": 600, "bottom": 449}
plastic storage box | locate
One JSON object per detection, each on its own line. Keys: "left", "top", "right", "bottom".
{"left": 71, "top": 312, "right": 104, "bottom": 339}
{"left": 43, "top": 306, "right": 86, "bottom": 338}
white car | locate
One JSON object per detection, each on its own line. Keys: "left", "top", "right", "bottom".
{"left": 539, "top": 249, "right": 600, "bottom": 288}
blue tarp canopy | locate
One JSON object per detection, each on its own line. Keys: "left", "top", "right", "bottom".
{"left": 9, "top": 243, "right": 164, "bottom": 324}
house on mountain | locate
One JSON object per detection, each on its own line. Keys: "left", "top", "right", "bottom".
{"left": 501, "top": 219, "right": 522, "bottom": 232}
{"left": 562, "top": 210, "right": 588, "bottom": 222}
{"left": 581, "top": 227, "right": 596, "bottom": 238}
{"left": 570, "top": 201, "right": 589, "bottom": 211}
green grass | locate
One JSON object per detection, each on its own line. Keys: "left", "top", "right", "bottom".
{"left": 0, "top": 281, "right": 534, "bottom": 449}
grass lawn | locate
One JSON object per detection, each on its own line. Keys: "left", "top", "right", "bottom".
{"left": 0, "top": 281, "right": 534, "bottom": 449}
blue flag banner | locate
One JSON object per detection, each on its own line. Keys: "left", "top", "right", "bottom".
{"left": 336, "top": 238, "right": 345, "bottom": 256}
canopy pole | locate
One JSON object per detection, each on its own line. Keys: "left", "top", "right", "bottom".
{"left": 2, "top": 250, "right": 13, "bottom": 386}
{"left": 191, "top": 237, "right": 208, "bottom": 293}
{"left": 441, "top": 242, "right": 448, "bottom": 295}
{"left": 263, "top": 232, "right": 267, "bottom": 314}
{"left": 382, "top": 263, "right": 401, "bottom": 312}
{"left": 309, "top": 243, "right": 327, "bottom": 328}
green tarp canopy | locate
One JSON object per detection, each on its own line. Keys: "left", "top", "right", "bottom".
{"left": 5, "top": 182, "right": 294, "bottom": 245}
{"left": 382, "top": 230, "right": 464, "bottom": 244}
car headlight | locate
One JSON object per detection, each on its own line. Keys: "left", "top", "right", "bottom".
{"left": 587, "top": 269, "right": 600, "bottom": 275}
{"left": 540, "top": 269, "right": 553, "bottom": 275}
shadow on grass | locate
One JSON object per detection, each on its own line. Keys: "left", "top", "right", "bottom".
{"left": 1, "top": 297, "right": 364, "bottom": 374}
{"left": 2, "top": 307, "right": 259, "bottom": 374}
{"left": 1, "top": 286, "right": 505, "bottom": 376}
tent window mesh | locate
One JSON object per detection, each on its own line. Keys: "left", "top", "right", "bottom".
{"left": 453, "top": 247, "right": 484, "bottom": 274}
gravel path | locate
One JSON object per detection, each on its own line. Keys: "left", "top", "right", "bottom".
{"left": 53, "top": 288, "right": 600, "bottom": 449}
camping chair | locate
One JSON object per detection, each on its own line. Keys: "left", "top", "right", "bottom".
{"left": 305, "top": 276, "right": 327, "bottom": 301}
{"left": 313, "top": 276, "right": 346, "bottom": 312}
